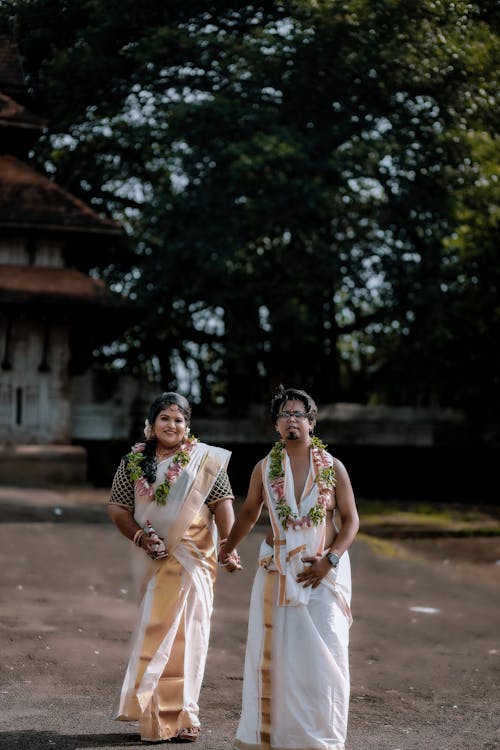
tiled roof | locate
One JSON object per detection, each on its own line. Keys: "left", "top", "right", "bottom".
{"left": 0, "top": 265, "right": 127, "bottom": 306}
{"left": 0, "top": 155, "right": 121, "bottom": 236}
{"left": 0, "top": 92, "right": 46, "bottom": 130}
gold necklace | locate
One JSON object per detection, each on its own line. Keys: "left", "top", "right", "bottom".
{"left": 156, "top": 445, "right": 179, "bottom": 459}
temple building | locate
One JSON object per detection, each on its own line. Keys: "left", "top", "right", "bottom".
{"left": 0, "top": 37, "right": 135, "bottom": 484}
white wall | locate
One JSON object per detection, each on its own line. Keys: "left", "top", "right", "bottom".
{"left": 0, "top": 318, "right": 71, "bottom": 444}
{"left": 70, "top": 372, "right": 151, "bottom": 440}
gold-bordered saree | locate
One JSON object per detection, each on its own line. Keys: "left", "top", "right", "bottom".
{"left": 113, "top": 442, "right": 231, "bottom": 742}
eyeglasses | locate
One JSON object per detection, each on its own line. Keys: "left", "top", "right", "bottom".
{"left": 277, "top": 410, "right": 309, "bottom": 420}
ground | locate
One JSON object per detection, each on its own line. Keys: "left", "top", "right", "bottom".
{"left": 0, "top": 486, "right": 499, "bottom": 750}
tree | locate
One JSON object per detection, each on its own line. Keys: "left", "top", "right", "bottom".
{"left": 1, "top": 0, "right": 498, "bottom": 416}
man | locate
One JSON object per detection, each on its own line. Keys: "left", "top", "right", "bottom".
{"left": 221, "top": 386, "right": 359, "bottom": 750}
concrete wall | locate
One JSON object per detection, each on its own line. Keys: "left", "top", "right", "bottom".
{"left": 0, "top": 318, "right": 71, "bottom": 444}
{"left": 191, "top": 403, "right": 465, "bottom": 448}
{"left": 70, "top": 372, "right": 148, "bottom": 441}
{"left": 0, "top": 444, "right": 87, "bottom": 486}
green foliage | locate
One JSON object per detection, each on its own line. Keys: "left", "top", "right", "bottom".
{"left": 1, "top": 1, "right": 498, "bottom": 416}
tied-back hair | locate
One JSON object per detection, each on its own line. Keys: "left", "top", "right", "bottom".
{"left": 147, "top": 392, "right": 191, "bottom": 427}
{"left": 270, "top": 384, "right": 318, "bottom": 426}
{"left": 141, "top": 392, "right": 192, "bottom": 483}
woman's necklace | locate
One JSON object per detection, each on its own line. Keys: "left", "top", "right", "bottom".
{"left": 126, "top": 435, "right": 199, "bottom": 505}
{"left": 156, "top": 446, "right": 178, "bottom": 460}
{"left": 269, "top": 436, "right": 336, "bottom": 530}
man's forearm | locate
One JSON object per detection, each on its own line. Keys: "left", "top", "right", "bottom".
{"left": 224, "top": 504, "right": 262, "bottom": 553}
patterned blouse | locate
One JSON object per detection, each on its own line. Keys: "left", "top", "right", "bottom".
{"left": 108, "top": 458, "right": 234, "bottom": 512}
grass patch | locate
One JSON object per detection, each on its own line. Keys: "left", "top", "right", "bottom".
{"left": 357, "top": 533, "right": 408, "bottom": 559}
{"left": 357, "top": 499, "right": 500, "bottom": 534}
{"left": 361, "top": 510, "right": 454, "bottom": 527}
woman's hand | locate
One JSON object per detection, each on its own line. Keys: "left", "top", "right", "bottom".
{"left": 139, "top": 533, "right": 168, "bottom": 560}
{"left": 296, "top": 554, "right": 331, "bottom": 588}
{"left": 219, "top": 541, "right": 242, "bottom": 573}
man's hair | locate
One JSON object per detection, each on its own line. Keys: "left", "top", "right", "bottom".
{"left": 270, "top": 384, "right": 318, "bottom": 425}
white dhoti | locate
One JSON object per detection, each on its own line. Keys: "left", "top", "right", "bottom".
{"left": 235, "top": 446, "right": 353, "bottom": 750}
{"left": 234, "top": 541, "right": 352, "bottom": 750}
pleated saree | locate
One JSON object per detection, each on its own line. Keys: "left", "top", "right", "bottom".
{"left": 112, "top": 442, "right": 231, "bottom": 742}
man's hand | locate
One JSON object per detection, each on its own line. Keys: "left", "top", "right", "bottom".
{"left": 219, "top": 541, "right": 242, "bottom": 572}
{"left": 296, "top": 554, "right": 330, "bottom": 588}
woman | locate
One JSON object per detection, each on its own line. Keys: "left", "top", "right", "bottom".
{"left": 220, "top": 386, "right": 359, "bottom": 750}
{"left": 108, "top": 392, "right": 240, "bottom": 743}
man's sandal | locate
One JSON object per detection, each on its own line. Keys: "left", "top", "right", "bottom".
{"left": 176, "top": 727, "right": 200, "bottom": 742}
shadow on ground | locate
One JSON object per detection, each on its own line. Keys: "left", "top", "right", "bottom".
{"left": 0, "top": 732, "right": 135, "bottom": 750}
{"left": 0, "top": 730, "right": 198, "bottom": 749}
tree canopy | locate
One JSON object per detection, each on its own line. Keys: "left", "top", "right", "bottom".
{"left": 1, "top": 0, "right": 498, "bottom": 417}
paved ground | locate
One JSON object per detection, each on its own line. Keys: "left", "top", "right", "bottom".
{"left": 0, "top": 485, "right": 499, "bottom": 750}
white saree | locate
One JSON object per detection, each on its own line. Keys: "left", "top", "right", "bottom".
{"left": 234, "top": 449, "right": 353, "bottom": 750}
{"left": 113, "top": 442, "right": 231, "bottom": 742}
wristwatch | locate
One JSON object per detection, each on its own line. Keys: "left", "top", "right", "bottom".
{"left": 326, "top": 552, "right": 340, "bottom": 568}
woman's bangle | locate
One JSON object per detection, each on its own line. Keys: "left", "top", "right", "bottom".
{"left": 133, "top": 528, "right": 145, "bottom": 546}
{"left": 218, "top": 538, "right": 227, "bottom": 557}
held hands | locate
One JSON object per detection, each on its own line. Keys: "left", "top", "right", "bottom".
{"left": 296, "top": 554, "right": 330, "bottom": 589}
{"left": 218, "top": 540, "right": 242, "bottom": 573}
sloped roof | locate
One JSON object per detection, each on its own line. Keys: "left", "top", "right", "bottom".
{"left": 0, "top": 91, "right": 46, "bottom": 131}
{"left": 0, "top": 265, "right": 127, "bottom": 307}
{"left": 0, "top": 155, "right": 121, "bottom": 236}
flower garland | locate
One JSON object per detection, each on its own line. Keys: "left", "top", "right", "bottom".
{"left": 269, "top": 436, "right": 336, "bottom": 530}
{"left": 126, "top": 435, "right": 198, "bottom": 505}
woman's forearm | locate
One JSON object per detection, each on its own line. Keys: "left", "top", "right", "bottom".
{"left": 213, "top": 498, "right": 236, "bottom": 539}
{"left": 108, "top": 504, "right": 140, "bottom": 542}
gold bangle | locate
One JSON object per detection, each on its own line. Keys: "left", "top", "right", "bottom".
{"left": 133, "top": 529, "right": 145, "bottom": 546}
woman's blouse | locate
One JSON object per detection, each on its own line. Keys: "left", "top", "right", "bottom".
{"left": 108, "top": 457, "right": 234, "bottom": 512}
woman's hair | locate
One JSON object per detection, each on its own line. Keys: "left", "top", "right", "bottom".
{"left": 147, "top": 391, "right": 191, "bottom": 427}
{"left": 139, "top": 392, "right": 191, "bottom": 483}
{"left": 270, "top": 384, "right": 318, "bottom": 426}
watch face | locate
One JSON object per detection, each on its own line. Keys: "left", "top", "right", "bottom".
{"left": 328, "top": 553, "right": 340, "bottom": 567}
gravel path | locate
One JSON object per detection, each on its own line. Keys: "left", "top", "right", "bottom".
{"left": 0, "top": 486, "right": 498, "bottom": 750}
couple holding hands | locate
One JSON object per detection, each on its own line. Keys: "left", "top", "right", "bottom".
{"left": 108, "top": 386, "right": 359, "bottom": 750}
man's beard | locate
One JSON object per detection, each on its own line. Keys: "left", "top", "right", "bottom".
{"left": 287, "top": 431, "right": 299, "bottom": 440}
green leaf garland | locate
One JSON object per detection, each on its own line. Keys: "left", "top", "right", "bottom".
{"left": 126, "top": 436, "right": 198, "bottom": 505}
{"left": 269, "top": 437, "right": 336, "bottom": 530}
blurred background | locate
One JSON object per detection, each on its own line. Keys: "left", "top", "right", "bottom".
{"left": 0, "top": 1, "right": 498, "bottom": 501}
